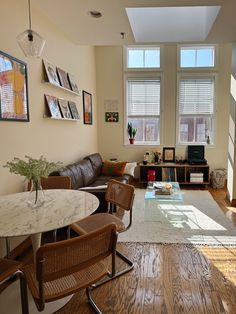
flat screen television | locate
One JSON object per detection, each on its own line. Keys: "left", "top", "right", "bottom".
{"left": 188, "top": 145, "right": 205, "bottom": 160}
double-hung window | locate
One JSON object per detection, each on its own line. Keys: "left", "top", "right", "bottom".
{"left": 177, "top": 76, "right": 215, "bottom": 144}
{"left": 126, "top": 78, "right": 161, "bottom": 145}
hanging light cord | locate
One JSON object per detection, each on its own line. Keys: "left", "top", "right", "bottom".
{"left": 28, "top": 0, "right": 32, "bottom": 30}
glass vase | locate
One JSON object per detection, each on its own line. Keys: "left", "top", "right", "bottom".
{"left": 28, "top": 179, "right": 45, "bottom": 208}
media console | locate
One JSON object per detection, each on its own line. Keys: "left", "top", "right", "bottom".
{"left": 139, "top": 163, "right": 210, "bottom": 186}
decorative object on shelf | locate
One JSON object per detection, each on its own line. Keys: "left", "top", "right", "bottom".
{"left": 68, "top": 101, "right": 80, "bottom": 119}
{"left": 17, "top": 0, "right": 45, "bottom": 58}
{"left": 67, "top": 73, "right": 79, "bottom": 93}
{"left": 153, "top": 150, "right": 161, "bottom": 163}
{"left": 56, "top": 67, "right": 71, "bottom": 90}
{"left": 163, "top": 147, "right": 175, "bottom": 162}
{"left": 43, "top": 59, "right": 60, "bottom": 86}
{"left": 4, "top": 156, "right": 62, "bottom": 208}
{"left": 58, "top": 98, "right": 72, "bottom": 119}
{"left": 82, "top": 90, "right": 92, "bottom": 125}
{"left": 0, "top": 51, "right": 29, "bottom": 122}
{"left": 127, "top": 122, "right": 137, "bottom": 144}
{"left": 105, "top": 112, "right": 119, "bottom": 122}
{"left": 45, "top": 94, "right": 61, "bottom": 118}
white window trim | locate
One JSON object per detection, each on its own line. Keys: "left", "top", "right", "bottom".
{"left": 176, "top": 73, "right": 217, "bottom": 147}
{"left": 123, "top": 45, "right": 163, "bottom": 72}
{"left": 177, "top": 44, "right": 218, "bottom": 71}
{"left": 123, "top": 72, "right": 164, "bottom": 146}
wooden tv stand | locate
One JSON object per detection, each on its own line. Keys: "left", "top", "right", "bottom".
{"left": 139, "top": 162, "right": 210, "bottom": 185}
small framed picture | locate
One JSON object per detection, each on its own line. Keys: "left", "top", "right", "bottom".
{"left": 43, "top": 59, "right": 60, "bottom": 86}
{"left": 68, "top": 101, "right": 80, "bottom": 119}
{"left": 82, "top": 90, "right": 92, "bottom": 125}
{"left": 45, "top": 94, "right": 61, "bottom": 118}
{"left": 56, "top": 67, "right": 71, "bottom": 90}
{"left": 163, "top": 147, "right": 175, "bottom": 163}
{"left": 58, "top": 98, "right": 72, "bottom": 119}
{"left": 67, "top": 73, "right": 79, "bottom": 93}
{"left": 105, "top": 112, "right": 119, "bottom": 122}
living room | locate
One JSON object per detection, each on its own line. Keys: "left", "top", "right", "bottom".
{"left": 1, "top": 0, "right": 236, "bottom": 312}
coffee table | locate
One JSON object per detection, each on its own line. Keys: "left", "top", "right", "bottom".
{"left": 145, "top": 181, "right": 183, "bottom": 202}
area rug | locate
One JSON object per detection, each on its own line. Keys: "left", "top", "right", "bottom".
{"left": 118, "top": 189, "right": 236, "bottom": 245}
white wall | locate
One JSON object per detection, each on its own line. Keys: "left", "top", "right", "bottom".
{"left": 96, "top": 44, "right": 231, "bottom": 171}
{"left": 0, "top": 0, "right": 98, "bottom": 255}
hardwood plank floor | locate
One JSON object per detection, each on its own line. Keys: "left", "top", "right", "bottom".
{"left": 6, "top": 186, "right": 236, "bottom": 313}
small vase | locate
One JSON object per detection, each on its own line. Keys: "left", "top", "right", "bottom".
{"left": 28, "top": 179, "right": 45, "bottom": 208}
{"left": 129, "top": 138, "right": 135, "bottom": 144}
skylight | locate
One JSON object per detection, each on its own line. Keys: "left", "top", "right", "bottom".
{"left": 126, "top": 6, "right": 221, "bottom": 43}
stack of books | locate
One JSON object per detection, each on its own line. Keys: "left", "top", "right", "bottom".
{"left": 190, "top": 173, "right": 204, "bottom": 183}
{"left": 153, "top": 182, "right": 173, "bottom": 195}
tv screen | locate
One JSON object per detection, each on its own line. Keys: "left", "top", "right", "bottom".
{"left": 188, "top": 145, "right": 205, "bottom": 160}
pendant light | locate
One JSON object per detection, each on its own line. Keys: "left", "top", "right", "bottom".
{"left": 17, "top": 0, "right": 45, "bottom": 58}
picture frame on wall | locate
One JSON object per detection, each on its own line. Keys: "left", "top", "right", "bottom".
{"left": 56, "top": 67, "right": 71, "bottom": 90}
{"left": 163, "top": 147, "right": 175, "bottom": 163}
{"left": 0, "top": 50, "right": 29, "bottom": 122}
{"left": 67, "top": 73, "right": 79, "bottom": 93}
{"left": 82, "top": 90, "right": 92, "bottom": 125}
{"left": 105, "top": 112, "right": 119, "bottom": 122}
{"left": 58, "top": 98, "right": 72, "bottom": 119}
{"left": 68, "top": 101, "right": 80, "bottom": 119}
{"left": 45, "top": 94, "right": 61, "bottom": 118}
{"left": 43, "top": 59, "right": 60, "bottom": 86}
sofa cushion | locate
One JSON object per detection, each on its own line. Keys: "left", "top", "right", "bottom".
{"left": 84, "top": 153, "right": 103, "bottom": 177}
{"left": 79, "top": 159, "right": 96, "bottom": 186}
{"left": 101, "top": 160, "right": 127, "bottom": 176}
{"left": 52, "top": 163, "right": 84, "bottom": 190}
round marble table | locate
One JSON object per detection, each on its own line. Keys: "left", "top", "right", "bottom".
{"left": 0, "top": 189, "right": 99, "bottom": 258}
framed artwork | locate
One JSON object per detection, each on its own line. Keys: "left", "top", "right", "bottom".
{"left": 105, "top": 112, "right": 119, "bottom": 122}
{"left": 56, "top": 67, "right": 71, "bottom": 90}
{"left": 58, "top": 98, "right": 72, "bottom": 119}
{"left": 0, "top": 51, "right": 29, "bottom": 121}
{"left": 82, "top": 90, "right": 92, "bottom": 125}
{"left": 67, "top": 73, "right": 79, "bottom": 93}
{"left": 45, "top": 94, "right": 61, "bottom": 118}
{"left": 163, "top": 147, "right": 175, "bottom": 163}
{"left": 68, "top": 101, "right": 80, "bottom": 119}
{"left": 43, "top": 59, "right": 60, "bottom": 86}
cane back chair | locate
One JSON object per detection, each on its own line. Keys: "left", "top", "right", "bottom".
{"left": 71, "top": 179, "right": 135, "bottom": 283}
{"left": 23, "top": 224, "right": 117, "bottom": 313}
{"left": 0, "top": 258, "right": 28, "bottom": 314}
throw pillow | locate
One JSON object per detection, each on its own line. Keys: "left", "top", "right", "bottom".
{"left": 124, "top": 162, "right": 137, "bottom": 177}
{"left": 101, "top": 160, "right": 127, "bottom": 176}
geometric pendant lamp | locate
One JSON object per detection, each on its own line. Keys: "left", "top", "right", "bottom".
{"left": 17, "top": 0, "right": 45, "bottom": 58}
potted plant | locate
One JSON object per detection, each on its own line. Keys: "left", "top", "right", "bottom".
{"left": 127, "top": 122, "right": 137, "bottom": 144}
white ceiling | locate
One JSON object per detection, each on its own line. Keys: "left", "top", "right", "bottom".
{"left": 33, "top": 0, "right": 236, "bottom": 45}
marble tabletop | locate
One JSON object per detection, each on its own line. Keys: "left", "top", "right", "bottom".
{"left": 0, "top": 189, "right": 99, "bottom": 237}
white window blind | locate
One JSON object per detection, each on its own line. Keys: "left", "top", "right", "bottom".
{"left": 127, "top": 79, "right": 160, "bottom": 116}
{"left": 179, "top": 78, "right": 214, "bottom": 115}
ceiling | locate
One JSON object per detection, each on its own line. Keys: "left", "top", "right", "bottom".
{"left": 34, "top": 0, "right": 236, "bottom": 45}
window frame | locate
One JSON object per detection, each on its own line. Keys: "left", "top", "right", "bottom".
{"left": 124, "top": 45, "right": 163, "bottom": 71}
{"left": 176, "top": 73, "right": 217, "bottom": 146}
{"left": 124, "top": 72, "right": 163, "bottom": 146}
{"left": 177, "top": 44, "right": 218, "bottom": 71}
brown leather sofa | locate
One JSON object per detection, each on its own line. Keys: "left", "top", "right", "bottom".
{"left": 51, "top": 153, "right": 132, "bottom": 212}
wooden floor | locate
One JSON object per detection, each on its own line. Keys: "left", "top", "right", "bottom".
{"left": 7, "top": 187, "right": 236, "bottom": 313}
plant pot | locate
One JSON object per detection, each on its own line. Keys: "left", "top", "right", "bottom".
{"left": 129, "top": 138, "right": 135, "bottom": 144}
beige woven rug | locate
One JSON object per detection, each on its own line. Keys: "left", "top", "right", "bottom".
{"left": 118, "top": 189, "right": 236, "bottom": 246}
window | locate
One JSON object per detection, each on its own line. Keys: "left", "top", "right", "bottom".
{"left": 126, "top": 78, "right": 161, "bottom": 145}
{"left": 180, "top": 46, "right": 215, "bottom": 68}
{"left": 126, "top": 47, "right": 160, "bottom": 69}
{"left": 177, "top": 76, "right": 215, "bottom": 144}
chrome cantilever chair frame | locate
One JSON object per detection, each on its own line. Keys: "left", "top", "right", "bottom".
{"left": 71, "top": 179, "right": 135, "bottom": 285}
